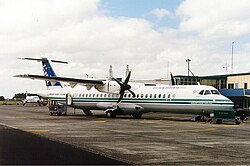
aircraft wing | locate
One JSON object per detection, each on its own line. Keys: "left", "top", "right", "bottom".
{"left": 14, "top": 74, "right": 104, "bottom": 88}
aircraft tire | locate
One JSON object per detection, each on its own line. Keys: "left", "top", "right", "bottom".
{"left": 132, "top": 113, "right": 142, "bottom": 119}
{"left": 37, "top": 101, "right": 41, "bottom": 106}
{"left": 106, "top": 111, "right": 116, "bottom": 118}
{"left": 216, "top": 119, "right": 222, "bottom": 124}
{"left": 235, "top": 118, "right": 241, "bottom": 125}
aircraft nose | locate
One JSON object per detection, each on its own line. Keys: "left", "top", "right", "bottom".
{"left": 223, "top": 95, "right": 234, "bottom": 106}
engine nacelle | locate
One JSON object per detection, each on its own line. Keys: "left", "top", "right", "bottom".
{"left": 118, "top": 103, "right": 144, "bottom": 114}
{"left": 95, "top": 81, "right": 120, "bottom": 94}
{"left": 97, "top": 102, "right": 144, "bottom": 115}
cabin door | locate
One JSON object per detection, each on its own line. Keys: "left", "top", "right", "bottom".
{"left": 66, "top": 93, "right": 73, "bottom": 106}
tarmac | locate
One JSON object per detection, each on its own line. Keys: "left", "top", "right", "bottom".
{"left": 0, "top": 105, "right": 250, "bottom": 165}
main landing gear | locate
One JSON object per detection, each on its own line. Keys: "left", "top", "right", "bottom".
{"left": 105, "top": 110, "right": 116, "bottom": 118}
{"left": 105, "top": 109, "right": 143, "bottom": 119}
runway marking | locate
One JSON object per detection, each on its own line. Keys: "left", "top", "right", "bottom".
{"left": 223, "top": 124, "right": 240, "bottom": 127}
{"left": 25, "top": 130, "right": 49, "bottom": 133}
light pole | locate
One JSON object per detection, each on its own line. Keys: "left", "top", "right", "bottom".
{"left": 186, "top": 59, "right": 191, "bottom": 76}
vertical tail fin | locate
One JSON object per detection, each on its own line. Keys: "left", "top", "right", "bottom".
{"left": 41, "top": 59, "right": 62, "bottom": 88}
{"left": 19, "top": 57, "right": 68, "bottom": 88}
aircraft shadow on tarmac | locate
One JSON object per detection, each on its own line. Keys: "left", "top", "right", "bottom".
{"left": 55, "top": 113, "right": 193, "bottom": 122}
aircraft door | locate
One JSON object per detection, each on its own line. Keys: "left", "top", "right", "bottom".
{"left": 66, "top": 93, "right": 73, "bottom": 106}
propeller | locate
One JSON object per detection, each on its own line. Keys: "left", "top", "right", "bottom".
{"left": 113, "top": 71, "right": 136, "bottom": 104}
{"left": 170, "top": 72, "right": 176, "bottom": 85}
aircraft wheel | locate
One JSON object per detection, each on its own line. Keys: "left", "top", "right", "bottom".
{"left": 216, "top": 119, "right": 222, "bottom": 124}
{"left": 106, "top": 110, "right": 116, "bottom": 118}
{"left": 132, "top": 112, "right": 142, "bottom": 119}
{"left": 235, "top": 118, "right": 241, "bottom": 125}
{"left": 240, "top": 114, "right": 247, "bottom": 121}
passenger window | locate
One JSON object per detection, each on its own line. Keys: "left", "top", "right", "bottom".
{"left": 100, "top": 94, "right": 103, "bottom": 98}
{"left": 168, "top": 94, "right": 171, "bottom": 98}
{"left": 158, "top": 94, "right": 161, "bottom": 98}
{"left": 86, "top": 94, "right": 88, "bottom": 97}
{"left": 93, "top": 94, "right": 95, "bottom": 97}
{"left": 82, "top": 94, "right": 85, "bottom": 97}
{"left": 199, "top": 90, "right": 204, "bottom": 95}
{"left": 137, "top": 94, "right": 139, "bottom": 98}
{"left": 204, "top": 90, "right": 211, "bottom": 95}
{"left": 141, "top": 94, "right": 144, "bottom": 98}
{"left": 96, "top": 94, "right": 99, "bottom": 97}
{"left": 124, "top": 94, "right": 127, "bottom": 98}
{"left": 149, "top": 94, "right": 152, "bottom": 98}
{"left": 145, "top": 94, "right": 148, "bottom": 98}
{"left": 163, "top": 94, "right": 166, "bottom": 98}
{"left": 128, "top": 94, "right": 131, "bottom": 98}
{"left": 154, "top": 94, "right": 157, "bottom": 98}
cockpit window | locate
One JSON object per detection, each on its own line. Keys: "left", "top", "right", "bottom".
{"left": 211, "top": 90, "right": 220, "bottom": 95}
{"left": 199, "top": 90, "right": 204, "bottom": 95}
{"left": 199, "top": 89, "right": 220, "bottom": 95}
{"left": 204, "top": 90, "right": 211, "bottom": 95}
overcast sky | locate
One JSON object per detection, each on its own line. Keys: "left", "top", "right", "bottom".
{"left": 1, "top": 0, "right": 250, "bottom": 98}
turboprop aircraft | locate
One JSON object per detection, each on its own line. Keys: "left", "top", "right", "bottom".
{"left": 14, "top": 58, "right": 234, "bottom": 119}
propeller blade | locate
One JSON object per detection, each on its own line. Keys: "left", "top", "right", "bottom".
{"left": 170, "top": 72, "right": 176, "bottom": 85}
{"left": 115, "top": 70, "right": 133, "bottom": 104}
{"left": 117, "top": 90, "right": 125, "bottom": 103}
{"left": 113, "top": 77, "right": 123, "bottom": 86}
{"left": 128, "top": 89, "right": 136, "bottom": 97}
{"left": 124, "top": 71, "right": 131, "bottom": 84}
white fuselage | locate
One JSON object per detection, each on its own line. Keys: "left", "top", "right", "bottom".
{"left": 37, "top": 83, "right": 234, "bottom": 115}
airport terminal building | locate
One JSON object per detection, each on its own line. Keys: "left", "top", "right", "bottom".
{"left": 174, "top": 73, "right": 250, "bottom": 109}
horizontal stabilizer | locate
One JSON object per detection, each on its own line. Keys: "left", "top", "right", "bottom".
{"left": 18, "top": 57, "right": 68, "bottom": 64}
